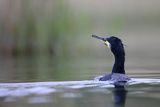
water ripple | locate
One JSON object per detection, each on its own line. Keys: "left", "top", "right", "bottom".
{"left": 0, "top": 78, "right": 159, "bottom": 97}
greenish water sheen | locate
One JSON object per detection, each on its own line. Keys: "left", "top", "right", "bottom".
{"left": 0, "top": 56, "right": 160, "bottom": 107}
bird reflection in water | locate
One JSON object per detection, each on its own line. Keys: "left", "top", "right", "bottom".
{"left": 112, "top": 83, "right": 127, "bottom": 107}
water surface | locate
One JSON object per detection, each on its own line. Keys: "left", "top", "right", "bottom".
{"left": 0, "top": 78, "right": 160, "bottom": 107}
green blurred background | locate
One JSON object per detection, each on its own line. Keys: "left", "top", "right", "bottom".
{"left": 0, "top": 0, "right": 160, "bottom": 82}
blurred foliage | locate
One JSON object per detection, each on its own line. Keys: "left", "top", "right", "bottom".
{"left": 0, "top": 0, "right": 94, "bottom": 81}
{"left": 0, "top": 0, "right": 91, "bottom": 58}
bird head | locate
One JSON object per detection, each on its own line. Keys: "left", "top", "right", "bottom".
{"left": 92, "top": 35, "right": 125, "bottom": 56}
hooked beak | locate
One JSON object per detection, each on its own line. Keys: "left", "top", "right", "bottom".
{"left": 92, "top": 35, "right": 111, "bottom": 48}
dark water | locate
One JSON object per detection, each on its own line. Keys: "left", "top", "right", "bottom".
{"left": 0, "top": 78, "right": 160, "bottom": 107}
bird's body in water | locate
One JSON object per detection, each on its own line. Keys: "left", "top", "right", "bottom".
{"left": 92, "top": 35, "right": 130, "bottom": 83}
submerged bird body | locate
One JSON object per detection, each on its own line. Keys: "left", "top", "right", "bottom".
{"left": 95, "top": 73, "right": 130, "bottom": 82}
{"left": 92, "top": 35, "right": 130, "bottom": 82}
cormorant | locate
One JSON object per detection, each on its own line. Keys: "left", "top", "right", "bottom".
{"left": 92, "top": 35, "right": 130, "bottom": 82}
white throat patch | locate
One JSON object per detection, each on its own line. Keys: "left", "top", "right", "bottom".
{"left": 104, "top": 41, "right": 111, "bottom": 49}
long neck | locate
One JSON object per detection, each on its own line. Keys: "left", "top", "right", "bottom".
{"left": 112, "top": 51, "right": 125, "bottom": 74}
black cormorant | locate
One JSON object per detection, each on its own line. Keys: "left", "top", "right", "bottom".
{"left": 92, "top": 35, "right": 130, "bottom": 82}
